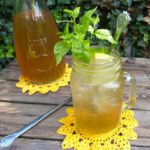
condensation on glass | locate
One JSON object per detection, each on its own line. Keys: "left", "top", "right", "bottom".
{"left": 71, "top": 51, "right": 136, "bottom": 135}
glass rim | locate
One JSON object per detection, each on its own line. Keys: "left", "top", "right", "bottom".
{"left": 72, "top": 51, "right": 121, "bottom": 69}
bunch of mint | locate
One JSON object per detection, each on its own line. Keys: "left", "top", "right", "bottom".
{"left": 54, "top": 7, "right": 130, "bottom": 64}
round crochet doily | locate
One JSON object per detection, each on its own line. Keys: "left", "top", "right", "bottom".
{"left": 57, "top": 107, "right": 138, "bottom": 150}
{"left": 16, "top": 64, "right": 72, "bottom": 95}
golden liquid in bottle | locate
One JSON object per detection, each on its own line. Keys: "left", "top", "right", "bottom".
{"left": 13, "top": 11, "right": 65, "bottom": 83}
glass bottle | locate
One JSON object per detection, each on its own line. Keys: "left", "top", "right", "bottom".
{"left": 13, "top": 0, "right": 65, "bottom": 84}
{"left": 71, "top": 51, "right": 136, "bottom": 135}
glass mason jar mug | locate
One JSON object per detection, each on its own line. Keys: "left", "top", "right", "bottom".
{"left": 71, "top": 52, "right": 136, "bottom": 135}
{"left": 13, "top": 0, "right": 65, "bottom": 84}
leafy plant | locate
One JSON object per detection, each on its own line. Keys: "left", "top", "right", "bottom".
{"left": 0, "top": 0, "right": 14, "bottom": 59}
{"left": 54, "top": 7, "right": 130, "bottom": 64}
{"left": 0, "top": 0, "right": 14, "bottom": 71}
{"left": 54, "top": 7, "right": 116, "bottom": 64}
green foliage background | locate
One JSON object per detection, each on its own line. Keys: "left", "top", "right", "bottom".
{"left": 0, "top": 0, "right": 149, "bottom": 70}
{"left": 0, "top": 1, "right": 14, "bottom": 70}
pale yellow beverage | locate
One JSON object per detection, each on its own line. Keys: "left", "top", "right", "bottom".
{"left": 71, "top": 53, "right": 124, "bottom": 134}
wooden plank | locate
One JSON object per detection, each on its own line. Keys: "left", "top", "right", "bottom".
{"left": 0, "top": 65, "right": 148, "bottom": 86}
{"left": 122, "top": 58, "right": 150, "bottom": 71}
{"left": 0, "top": 65, "right": 20, "bottom": 81}
{"left": 0, "top": 58, "right": 150, "bottom": 86}
{"left": 131, "top": 137, "right": 150, "bottom": 148}
{"left": 0, "top": 103, "right": 65, "bottom": 140}
{"left": 122, "top": 58, "right": 150, "bottom": 70}
{"left": 0, "top": 80, "right": 149, "bottom": 111}
{"left": 1, "top": 138, "right": 62, "bottom": 150}
{"left": 1, "top": 137, "right": 149, "bottom": 150}
{"left": 0, "top": 57, "right": 71, "bottom": 81}
{"left": 0, "top": 102, "right": 150, "bottom": 140}
{"left": 122, "top": 59, "right": 150, "bottom": 86}
{"left": 132, "top": 147, "right": 150, "bottom": 150}
{"left": 7, "top": 60, "right": 17, "bottom": 66}
{"left": 0, "top": 64, "right": 149, "bottom": 87}
{"left": 123, "top": 69, "right": 150, "bottom": 87}
{"left": 7, "top": 57, "right": 150, "bottom": 70}
{"left": 8, "top": 57, "right": 150, "bottom": 68}
{"left": 0, "top": 80, "right": 71, "bottom": 105}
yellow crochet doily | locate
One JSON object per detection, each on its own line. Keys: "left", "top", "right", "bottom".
{"left": 57, "top": 107, "right": 138, "bottom": 150}
{"left": 16, "top": 64, "right": 72, "bottom": 95}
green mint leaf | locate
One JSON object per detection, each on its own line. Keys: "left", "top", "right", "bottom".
{"left": 61, "top": 22, "right": 74, "bottom": 41}
{"left": 83, "top": 39, "right": 90, "bottom": 50}
{"left": 81, "top": 8, "right": 97, "bottom": 34}
{"left": 64, "top": 9, "right": 73, "bottom": 17}
{"left": 72, "top": 39, "right": 83, "bottom": 51}
{"left": 54, "top": 41, "right": 70, "bottom": 64}
{"left": 117, "top": 11, "right": 130, "bottom": 30}
{"left": 75, "top": 34, "right": 85, "bottom": 42}
{"left": 60, "top": 32, "right": 73, "bottom": 40}
{"left": 88, "top": 25, "right": 94, "bottom": 33}
{"left": 115, "top": 11, "right": 131, "bottom": 41}
{"left": 74, "top": 25, "right": 87, "bottom": 40}
{"left": 95, "top": 29, "right": 117, "bottom": 44}
{"left": 64, "top": 23, "right": 69, "bottom": 34}
{"left": 91, "top": 15, "right": 100, "bottom": 27}
{"left": 73, "top": 50, "right": 91, "bottom": 63}
{"left": 74, "top": 24, "right": 83, "bottom": 34}
{"left": 72, "top": 39, "right": 91, "bottom": 63}
{"left": 81, "top": 7, "right": 97, "bottom": 22}
{"left": 110, "top": 11, "right": 131, "bottom": 51}
{"left": 72, "top": 7, "right": 80, "bottom": 19}
{"left": 91, "top": 45, "right": 109, "bottom": 54}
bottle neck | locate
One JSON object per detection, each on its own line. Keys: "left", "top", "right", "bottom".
{"left": 14, "top": 0, "right": 47, "bottom": 14}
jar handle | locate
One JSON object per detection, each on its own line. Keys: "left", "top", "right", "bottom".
{"left": 124, "top": 72, "right": 136, "bottom": 109}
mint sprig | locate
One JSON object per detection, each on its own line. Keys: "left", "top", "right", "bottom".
{"left": 111, "top": 11, "right": 131, "bottom": 51}
{"left": 54, "top": 7, "right": 117, "bottom": 64}
{"left": 54, "top": 41, "right": 71, "bottom": 64}
{"left": 95, "top": 29, "right": 117, "bottom": 44}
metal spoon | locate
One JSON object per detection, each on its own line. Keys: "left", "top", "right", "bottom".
{"left": 0, "top": 98, "right": 72, "bottom": 149}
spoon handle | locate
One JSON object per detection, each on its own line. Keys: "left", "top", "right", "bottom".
{"left": 0, "top": 98, "right": 72, "bottom": 148}
{"left": 14, "top": 98, "right": 72, "bottom": 137}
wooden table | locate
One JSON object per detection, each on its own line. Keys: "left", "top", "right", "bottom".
{"left": 0, "top": 57, "right": 150, "bottom": 150}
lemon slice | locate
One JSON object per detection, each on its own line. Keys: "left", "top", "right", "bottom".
{"left": 94, "top": 53, "right": 114, "bottom": 64}
{"left": 88, "top": 53, "right": 121, "bottom": 84}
